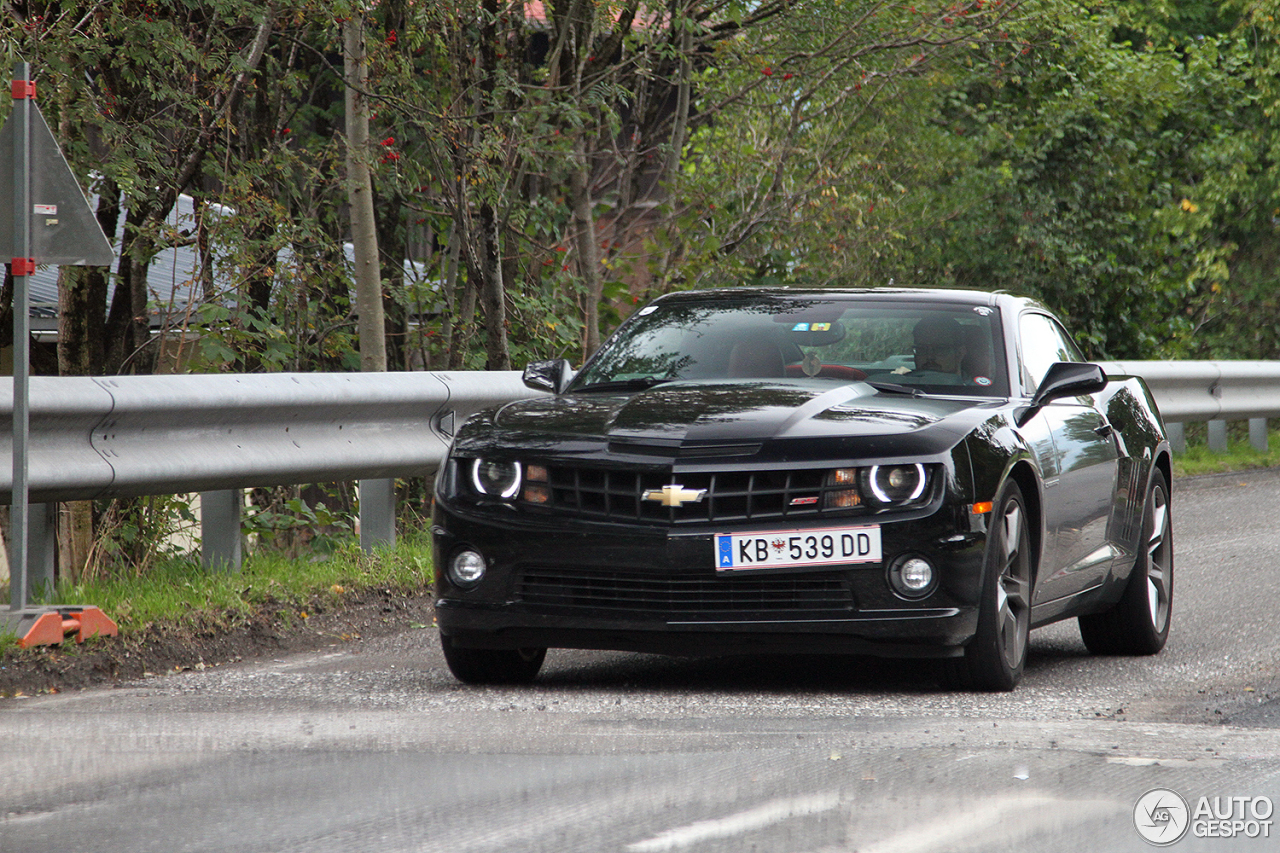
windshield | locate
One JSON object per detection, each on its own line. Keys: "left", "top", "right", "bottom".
{"left": 569, "top": 294, "right": 1009, "bottom": 396}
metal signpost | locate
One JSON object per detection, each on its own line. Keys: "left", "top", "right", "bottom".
{"left": 1, "top": 61, "right": 116, "bottom": 646}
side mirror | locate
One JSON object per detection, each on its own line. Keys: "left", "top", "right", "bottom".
{"left": 522, "top": 359, "right": 575, "bottom": 394}
{"left": 1032, "top": 362, "right": 1107, "bottom": 406}
{"left": 1017, "top": 362, "right": 1107, "bottom": 426}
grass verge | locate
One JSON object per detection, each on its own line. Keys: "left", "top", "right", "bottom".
{"left": 1172, "top": 421, "right": 1280, "bottom": 478}
{"left": 0, "top": 529, "right": 434, "bottom": 655}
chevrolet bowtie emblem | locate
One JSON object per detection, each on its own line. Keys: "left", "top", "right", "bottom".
{"left": 642, "top": 484, "right": 707, "bottom": 507}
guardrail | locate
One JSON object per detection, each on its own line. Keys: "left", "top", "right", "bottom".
{"left": 0, "top": 371, "right": 542, "bottom": 588}
{"left": 0, "top": 371, "right": 538, "bottom": 502}
{"left": 1098, "top": 361, "right": 1280, "bottom": 453}
{"left": 2, "top": 361, "right": 1277, "bottom": 588}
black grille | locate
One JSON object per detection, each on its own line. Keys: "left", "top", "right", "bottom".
{"left": 515, "top": 567, "right": 854, "bottom": 615}
{"left": 534, "top": 465, "right": 852, "bottom": 525}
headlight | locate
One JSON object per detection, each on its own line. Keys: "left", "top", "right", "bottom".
{"left": 470, "top": 458, "right": 522, "bottom": 499}
{"left": 861, "top": 464, "right": 928, "bottom": 506}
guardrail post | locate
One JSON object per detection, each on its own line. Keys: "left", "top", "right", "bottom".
{"left": 1251, "top": 418, "right": 1269, "bottom": 453}
{"left": 201, "top": 490, "right": 243, "bottom": 571}
{"left": 359, "top": 478, "right": 395, "bottom": 553}
{"left": 5, "top": 504, "right": 57, "bottom": 604}
{"left": 1166, "top": 421, "right": 1185, "bottom": 454}
{"left": 27, "top": 503, "right": 55, "bottom": 600}
{"left": 1208, "top": 419, "right": 1228, "bottom": 453}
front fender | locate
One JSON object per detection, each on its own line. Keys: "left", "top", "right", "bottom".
{"left": 963, "top": 413, "right": 1043, "bottom": 508}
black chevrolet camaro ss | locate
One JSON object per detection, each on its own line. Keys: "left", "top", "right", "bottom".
{"left": 432, "top": 288, "right": 1173, "bottom": 690}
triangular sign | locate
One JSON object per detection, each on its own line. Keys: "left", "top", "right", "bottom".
{"left": 0, "top": 100, "right": 114, "bottom": 265}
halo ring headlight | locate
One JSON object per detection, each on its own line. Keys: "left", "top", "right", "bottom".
{"left": 864, "top": 463, "right": 927, "bottom": 505}
{"left": 470, "top": 459, "right": 522, "bottom": 499}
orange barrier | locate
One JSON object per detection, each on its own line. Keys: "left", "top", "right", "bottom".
{"left": 12, "top": 607, "right": 118, "bottom": 648}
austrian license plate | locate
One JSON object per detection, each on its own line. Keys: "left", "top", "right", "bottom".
{"left": 714, "top": 525, "right": 881, "bottom": 572}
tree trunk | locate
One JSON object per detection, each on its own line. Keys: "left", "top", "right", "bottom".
{"left": 58, "top": 178, "right": 118, "bottom": 377}
{"left": 377, "top": 186, "right": 407, "bottom": 370}
{"left": 57, "top": 502, "right": 94, "bottom": 584}
{"left": 104, "top": 204, "right": 156, "bottom": 374}
{"left": 477, "top": 202, "right": 509, "bottom": 370}
{"left": 439, "top": 220, "right": 462, "bottom": 370}
{"left": 344, "top": 14, "right": 386, "bottom": 373}
{"left": 570, "top": 134, "right": 604, "bottom": 355}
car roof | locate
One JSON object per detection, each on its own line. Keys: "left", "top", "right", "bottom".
{"left": 650, "top": 286, "right": 1047, "bottom": 314}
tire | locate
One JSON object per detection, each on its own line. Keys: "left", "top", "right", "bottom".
{"left": 440, "top": 634, "right": 546, "bottom": 685}
{"left": 1078, "top": 469, "right": 1172, "bottom": 656}
{"left": 943, "top": 481, "right": 1033, "bottom": 692}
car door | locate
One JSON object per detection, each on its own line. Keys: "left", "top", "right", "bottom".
{"left": 1018, "top": 312, "right": 1121, "bottom": 605}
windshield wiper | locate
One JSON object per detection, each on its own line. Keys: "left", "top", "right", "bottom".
{"left": 574, "top": 376, "right": 674, "bottom": 393}
{"left": 865, "top": 380, "right": 924, "bottom": 397}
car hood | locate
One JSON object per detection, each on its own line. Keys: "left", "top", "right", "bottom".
{"left": 467, "top": 380, "right": 1000, "bottom": 458}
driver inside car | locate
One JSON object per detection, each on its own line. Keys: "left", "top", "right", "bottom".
{"left": 907, "top": 316, "right": 969, "bottom": 378}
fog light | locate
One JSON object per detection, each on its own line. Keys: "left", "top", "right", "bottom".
{"left": 888, "top": 554, "right": 936, "bottom": 599}
{"left": 449, "top": 549, "right": 487, "bottom": 587}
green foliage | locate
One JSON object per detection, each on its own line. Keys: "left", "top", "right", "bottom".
{"left": 244, "top": 498, "right": 353, "bottom": 539}
{"left": 904, "top": 12, "right": 1223, "bottom": 357}
{"left": 10, "top": 0, "right": 1280, "bottom": 377}
{"left": 86, "top": 495, "right": 200, "bottom": 580}
{"left": 663, "top": 0, "right": 1280, "bottom": 362}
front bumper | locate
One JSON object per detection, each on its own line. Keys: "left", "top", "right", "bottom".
{"left": 433, "top": 502, "right": 988, "bottom": 659}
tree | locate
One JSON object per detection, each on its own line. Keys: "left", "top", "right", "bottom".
{"left": 344, "top": 11, "right": 387, "bottom": 372}
{"left": 665, "top": 0, "right": 1278, "bottom": 360}
{"left": 653, "top": 2, "right": 1029, "bottom": 287}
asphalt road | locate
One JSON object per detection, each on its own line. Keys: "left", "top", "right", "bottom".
{"left": 4, "top": 470, "right": 1280, "bottom": 852}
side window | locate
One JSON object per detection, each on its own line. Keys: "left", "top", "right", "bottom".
{"left": 1019, "top": 313, "right": 1083, "bottom": 391}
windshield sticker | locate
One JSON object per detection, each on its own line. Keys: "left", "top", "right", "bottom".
{"left": 973, "top": 376, "right": 993, "bottom": 386}
{"left": 791, "top": 322, "right": 810, "bottom": 331}
{"left": 973, "top": 307, "right": 993, "bottom": 316}
{"left": 810, "top": 322, "right": 832, "bottom": 332}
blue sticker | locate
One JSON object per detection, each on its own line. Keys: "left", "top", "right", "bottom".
{"left": 792, "top": 322, "right": 810, "bottom": 332}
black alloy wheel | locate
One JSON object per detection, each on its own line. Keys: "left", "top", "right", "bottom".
{"left": 944, "top": 480, "right": 1032, "bottom": 691}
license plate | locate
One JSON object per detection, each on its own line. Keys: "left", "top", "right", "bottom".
{"left": 714, "top": 525, "right": 881, "bottom": 572}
